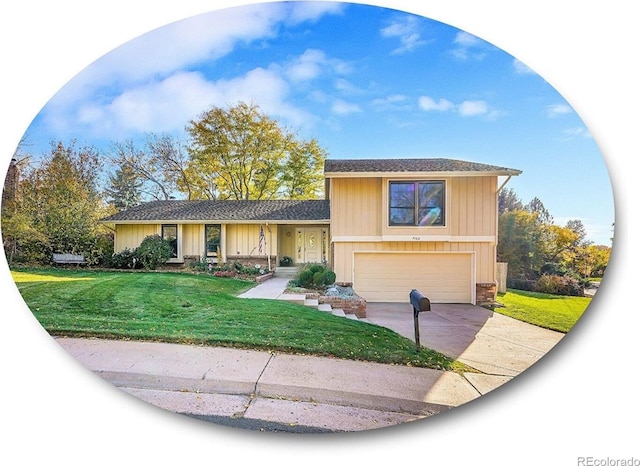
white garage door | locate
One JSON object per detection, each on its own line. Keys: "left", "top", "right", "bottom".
{"left": 353, "top": 252, "right": 474, "bottom": 303}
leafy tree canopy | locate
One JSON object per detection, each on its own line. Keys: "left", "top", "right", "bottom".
{"left": 186, "top": 102, "right": 326, "bottom": 200}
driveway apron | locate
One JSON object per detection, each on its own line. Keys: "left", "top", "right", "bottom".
{"left": 365, "top": 302, "right": 565, "bottom": 377}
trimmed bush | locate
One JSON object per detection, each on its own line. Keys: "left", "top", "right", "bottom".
{"left": 136, "top": 235, "right": 173, "bottom": 270}
{"left": 108, "top": 248, "right": 141, "bottom": 269}
{"left": 296, "top": 263, "right": 336, "bottom": 289}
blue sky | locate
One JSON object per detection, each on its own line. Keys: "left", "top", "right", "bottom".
{"left": 19, "top": 1, "right": 614, "bottom": 245}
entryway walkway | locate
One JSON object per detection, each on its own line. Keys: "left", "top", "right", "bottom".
{"left": 237, "top": 277, "right": 291, "bottom": 299}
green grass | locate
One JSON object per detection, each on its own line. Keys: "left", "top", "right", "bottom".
{"left": 11, "top": 268, "right": 468, "bottom": 372}
{"left": 495, "top": 289, "right": 592, "bottom": 333}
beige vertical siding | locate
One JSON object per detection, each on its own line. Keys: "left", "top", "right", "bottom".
{"left": 327, "top": 175, "right": 498, "bottom": 239}
{"left": 450, "top": 176, "right": 497, "bottom": 236}
{"left": 116, "top": 222, "right": 281, "bottom": 262}
{"left": 225, "top": 224, "right": 278, "bottom": 257}
{"left": 182, "top": 224, "right": 204, "bottom": 257}
{"left": 115, "top": 224, "right": 159, "bottom": 252}
{"left": 330, "top": 177, "right": 382, "bottom": 237}
{"left": 329, "top": 174, "right": 499, "bottom": 299}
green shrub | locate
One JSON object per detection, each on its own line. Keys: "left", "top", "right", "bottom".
{"left": 136, "top": 235, "right": 173, "bottom": 270}
{"left": 296, "top": 263, "right": 336, "bottom": 289}
{"left": 298, "top": 268, "right": 315, "bottom": 287}
{"left": 534, "top": 274, "right": 584, "bottom": 296}
{"left": 108, "top": 248, "right": 141, "bottom": 269}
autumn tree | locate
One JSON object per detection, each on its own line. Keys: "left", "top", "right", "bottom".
{"left": 498, "top": 209, "right": 544, "bottom": 278}
{"left": 108, "top": 134, "right": 195, "bottom": 200}
{"left": 186, "top": 102, "right": 326, "bottom": 200}
{"left": 6, "top": 141, "right": 112, "bottom": 263}
{"left": 280, "top": 137, "right": 327, "bottom": 199}
{"left": 498, "top": 188, "right": 611, "bottom": 285}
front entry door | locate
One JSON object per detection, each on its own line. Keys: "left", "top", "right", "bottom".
{"left": 303, "top": 229, "right": 321, "bottom": 263}
{"left": 295, "top": 227, "right": 327, "bottom": 264}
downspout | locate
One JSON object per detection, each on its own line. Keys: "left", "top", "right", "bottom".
{"left": 497, "top": 175, "right": 513, "bottom": 193}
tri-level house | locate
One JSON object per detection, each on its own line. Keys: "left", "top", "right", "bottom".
{"left": 101, "top": 158, "right": 521, "bottom": 305}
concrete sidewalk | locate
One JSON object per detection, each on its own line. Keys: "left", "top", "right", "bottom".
{"left": 57, "top": 337, "right": 476, "bottom": 432}
{"left": 55, "top": 277, "right": 565, "bottom": 432}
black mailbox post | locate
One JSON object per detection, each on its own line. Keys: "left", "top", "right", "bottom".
{"left": 410, "top": 289, "right": 431, "bottom": 351}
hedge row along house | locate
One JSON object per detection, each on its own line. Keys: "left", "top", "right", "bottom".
{"left": 101, "top": 158, "right": 521, "bottom": 305}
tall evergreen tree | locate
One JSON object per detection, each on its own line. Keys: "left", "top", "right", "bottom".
{"left": 105, "top": 164, "right": 142, "bottom": 210}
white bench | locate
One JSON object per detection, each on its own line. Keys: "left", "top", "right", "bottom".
{"left": 52, "top": 253, "right": 87, "bottom": 265}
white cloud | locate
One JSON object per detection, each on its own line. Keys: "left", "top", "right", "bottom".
{"left": 372, "top": 94, "right": 410, "bottom": 111}
{"left": 547, "top": 103, "right": 573, "bottom": 118}
{"left": 418, "top": 96, "right": 454, "bottom": 112}
{"left": 284, "top": 49, "right": 353, "bottom": 83}
{"left": 331, "top": 99, "right": 362, "bottom": 115}
{"left": 513, "top": 59, "right": 536, "bottom": 75}
{"left": 334, "top": 78, "right": 363, "bottom": 96}
{"left": 450, "top": 31, "right": 489, "bottom": 60}
{"left": 46, "top": 4, "right": 343, "bottom": 110}
{"left": 286, "top": 1, "right": 345, "bottom": 24}
{"left": 561, "top": 127, "right": 592, "bottom": 140}
{"left": 74, "top": 66, "right": 317, "bottom": 138}
{"left": 418, "top": 96, "right": 493, "bottom": 118}
{"left": 286, "top": 49, "right": 327, "bottom": 82}
{"left": 380, "top": 16, "right": 428, "bottom": 55}
{"left": 458, "top": 100, "right": 489, "bottom": 117}
{"left": 454, "top": 31, "right": 482, "bottom": 48}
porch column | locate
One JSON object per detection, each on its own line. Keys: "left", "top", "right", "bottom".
{"left": 221, "top": 224, "right": 227, "bottom": 263}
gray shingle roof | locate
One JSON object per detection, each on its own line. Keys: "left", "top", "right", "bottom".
{"left": 324, "top": 158, "right": 521, "bottom": 175}
{"left": 101, "top": 199, "right": 330, "bottom": 223}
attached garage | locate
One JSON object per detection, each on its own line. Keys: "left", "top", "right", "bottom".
{"left": 353, "top": 251, "right": 475, "bottom": 303}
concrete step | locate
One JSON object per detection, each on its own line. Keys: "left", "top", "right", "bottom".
{"left": 273, "top": 267, "right": 299, "bottom": 278}
{"left": 277, "top": 294, "right": 306, "bottom": 305}
{"left": 304, "top": 298, "right": 319, "bottom": 307}
{"left": 332, "top": 308, "right": 346, "bottom": 317}
{"left": 317, "top": 304, "right": 333, "bottom": 312}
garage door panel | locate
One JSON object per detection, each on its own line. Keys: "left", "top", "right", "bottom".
{"left": 354, "top": 252, "right": 473, "bottom": 303}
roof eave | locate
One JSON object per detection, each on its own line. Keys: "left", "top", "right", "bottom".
{"left": 99, "top": 219, "right": 331, "bottom": 225}
{"left": 324, "top": 169, "right": 522, "bottom": 178}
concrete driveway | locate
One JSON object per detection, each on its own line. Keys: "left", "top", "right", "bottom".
{"left": 365, "top": 302, "right": 565, "bottom": 378}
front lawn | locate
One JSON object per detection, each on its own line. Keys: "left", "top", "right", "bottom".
{"left": 495, "top": 288, "right": 591, "bottom": 333}
{"left": 11, "top": 268, "right": 469, "bottom": 372}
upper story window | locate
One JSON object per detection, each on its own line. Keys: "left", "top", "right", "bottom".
{"left": 389, "top": 181, "right": 445, "bottom": 226}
